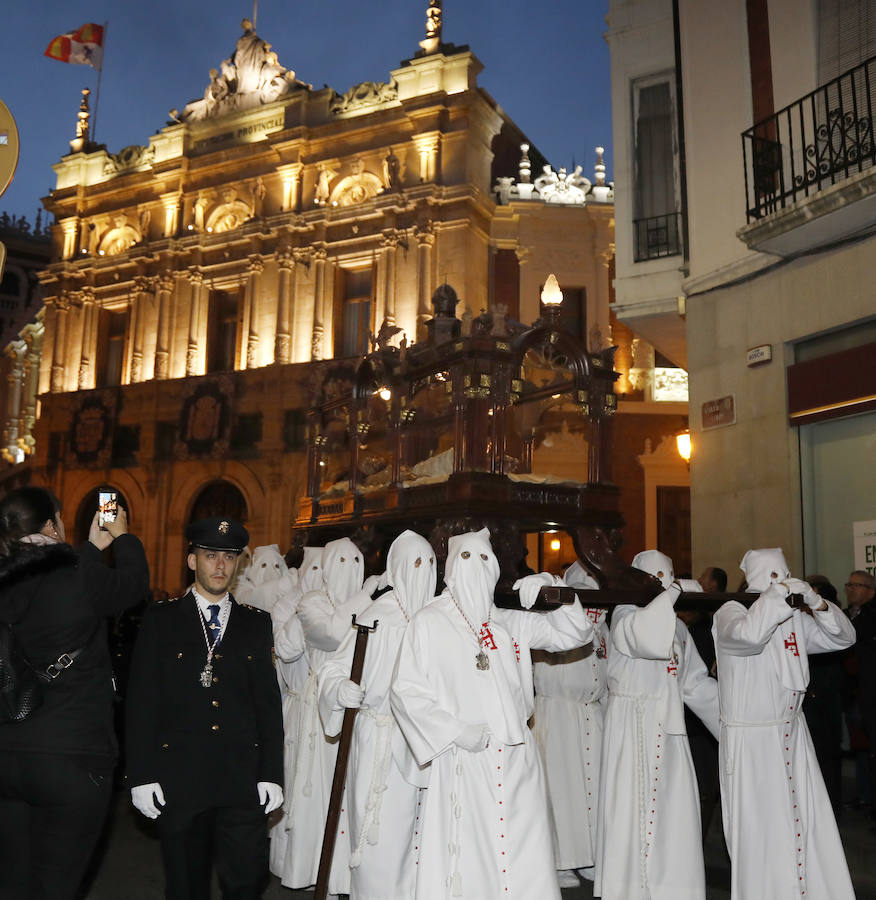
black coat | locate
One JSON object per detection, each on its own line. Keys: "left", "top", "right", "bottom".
{"left": 125, "top": 591, "right": 284, "bottom": 809}
{"left": 0, "top": 535, "right": 150, "bottom": 759}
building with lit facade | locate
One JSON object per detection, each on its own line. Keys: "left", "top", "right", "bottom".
{"left": 607, "top": 0, "right": 876, "bottom": 585}
{"left": 1, "top": 8, "right": 694, "bottom": 593}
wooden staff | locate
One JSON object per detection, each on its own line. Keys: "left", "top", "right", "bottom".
{"left": 495, "top": 585, "right": 805, "bottom": 611}
{"left": 314, "top": 614, "right": 378, "bottom": 900}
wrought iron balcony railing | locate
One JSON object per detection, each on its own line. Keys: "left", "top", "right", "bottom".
{"left": 742, "top": 55, "right": 876, "bottom": 222}
{"left": 633, "top": 212, "right": 682, "bottom": 261}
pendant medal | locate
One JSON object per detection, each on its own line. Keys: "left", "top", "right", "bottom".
{"left": 200, "top": 663, "right": 213, "bottom": 688}
{"left": 596, "top": 646, "right": 606, "bottom": 659}
{"left": 476, "top": 650, "right": 490, "bottom": 670}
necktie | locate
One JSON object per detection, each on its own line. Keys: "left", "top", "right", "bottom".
{"left": 206, "top": 604, "right": 222, "bottom": 643}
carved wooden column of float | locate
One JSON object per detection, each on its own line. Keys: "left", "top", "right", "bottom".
{"left": 154, "top": 272, "right": 174, "bottom": 379}
{"left": 245, "top": 255, "right": 264, "bottom": 368}
{"left": 186, "top": 268, "right": 204, "bottom": 376}
{"left": 275, "top": 249, "right": 295, "bottom": 364}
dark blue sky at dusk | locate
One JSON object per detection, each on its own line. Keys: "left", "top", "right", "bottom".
{"left": 0, "top": 0, "right": 613, "bottom": 221}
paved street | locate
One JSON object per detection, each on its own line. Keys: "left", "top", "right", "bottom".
{"left": 83, "top": 760, "right": 876, "bottom": 900}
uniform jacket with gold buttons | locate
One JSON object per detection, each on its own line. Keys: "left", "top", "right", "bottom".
{"left": 125, "top": 591, "right": 283, "bottom": 807}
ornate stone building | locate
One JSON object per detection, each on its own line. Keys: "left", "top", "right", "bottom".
{"left": 4, "top": 11, "right": 621, "bottom": 593}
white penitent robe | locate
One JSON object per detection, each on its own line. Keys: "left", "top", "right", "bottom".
{"left": 318, "top": 530, "right": 436, "bottom": 900}
{"left": 392, "top": 591, "right": 594, "bottom": 899}
{"left": 713, "top": 584, "right": 856, "bottom": 899}
{"left": 533, "top": 607, "right": 608, "bottom": 871}
{"left": 282, "top": 539, "right": 371, "bottom": 894}
{"left": 319, "top": 599, "right": 426, "bottom": 900}
{"left": 594, "top": 588, "right": 719, "bottom": 900}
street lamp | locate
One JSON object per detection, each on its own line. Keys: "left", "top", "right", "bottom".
{"left": 676, "top": 428, "right": 692, "bottom": 464}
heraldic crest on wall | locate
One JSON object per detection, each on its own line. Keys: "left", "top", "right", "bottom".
{"left": 175, "top": 376, "right": 235, "bottom": 460}
{"left": 67, "top": 390, "right": 117, "bottom": 469}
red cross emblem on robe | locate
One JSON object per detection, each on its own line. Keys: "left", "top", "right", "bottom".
{"left": 479, "top": 622, "right": 498, "bottom": 650}
{"left": 585, "top": 608, "right": 603, "bottom": 623}
{"left": 784, "top": 631, "right": 800, "bottom": 657}
{"left": 513, "top": 640, "right": 521, "bottom": 661}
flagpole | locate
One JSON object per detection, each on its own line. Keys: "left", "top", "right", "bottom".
{"left": 90, "top": 20, "right": 108, "bottom": 145}
{"left": 253, "top": 0, "right": 258, "bottom": 29}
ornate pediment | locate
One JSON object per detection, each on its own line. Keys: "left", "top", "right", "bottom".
{"left": 172, "top": 19, "right": 309, "bottom": 123}
{"left": 205, "top": 191, "right": 254, "bottom": 233}
{"left": 98, "top": 215, "right": 140, "bottom": 256}
{"left": 330, "top": 80, "right": 398, "bottom": 116}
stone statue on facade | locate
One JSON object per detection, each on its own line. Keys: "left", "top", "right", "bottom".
{"left": 174, "top": 19, "right": 308, "bottom": 122}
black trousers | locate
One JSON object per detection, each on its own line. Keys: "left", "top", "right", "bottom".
{"left": 158, "top": 800, "right": 269, "bottom": 900}
{"left": 0, "top": 750, "right": 114, "bottom": 900}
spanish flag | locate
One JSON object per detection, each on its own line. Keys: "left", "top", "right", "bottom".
{"left": 44, "top": 23, "right": 104, "bottom": 69}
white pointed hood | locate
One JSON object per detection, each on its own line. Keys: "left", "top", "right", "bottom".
{"left": 632, "top": 550, "right": 675, "bottom": 588}
{"left": 247, "top": 544, "right": 289, "bottom": 587}
{"left": 740, "top": 548, "right": 790, "bottom": 593}
{"left": 563, "top": 559, "right": 599, "bottom": 590}
{"left": 383, "top": 530, "right": 437, "bottom": 621}
{"left": 297, "top": 546, "right": 324, "bottom": 595}
{"left": 321, "top": 537, "right": 364, "bottom": 604}
{"left": 444, "top": 528, "right": 500, "bottom": 624}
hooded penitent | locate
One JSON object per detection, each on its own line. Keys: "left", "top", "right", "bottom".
{"left": 444, "top": 528, "right": 500, "bottom": 625}
{"left": 237, "top": 544, "right": 295, "bottom": 612}
{"left": 248, "top": 544, "right": 291, "bottom": 587}
{"left": 739, "top": 547, "right": 790, "bottom": 593}
{"left": 631, "top": 549, "right": 675, "bottom": 588}
{"left": 320, "top": 538, "right": 364, "bottom": 604}
{"left": 297, "top": 546, "right": 324, "bottom": 596}
{"left": 739, "top": 547, "right": 807, "bottom": 689}
{"left": 382, "top": 530, "right": 437, "bottom": 621}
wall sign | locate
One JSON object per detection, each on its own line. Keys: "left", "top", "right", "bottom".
{"left": 746, "top": 344, "right": 772, "bottom": 367}
{"left": 701, "top": 394, "right": 736, "bottom": 430}
{"left": 854, "top": 520, "right": 876, "bottom": 575}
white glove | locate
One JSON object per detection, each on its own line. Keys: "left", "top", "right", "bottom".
{"left": 512, "top": 572, "right": 556, "bottom": 610}
{"left": 257, "top": 781, "right": 284, "bottom": 814}
{"left": 337, "top": 678, "right": 365, "bottom": 709}
{"left": 783, "top": 577, "right": 824, "bottom": 610}
{"left": 131, "top": 782, "right": 165, "bottom": 819}
{"left": 455, "top": 723, "right": 491, "bottom": 752}
{"left": 363, "top": 574, "right": 380, "bottom": 596}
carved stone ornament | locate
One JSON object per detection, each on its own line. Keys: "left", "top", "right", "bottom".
{"left": 172, "top": 19, "right": 309, "bottom": 123}
{"left": 205, "top": 192, "right": 253, "bottom": 233}
{"left": 329, "top": 159, "right": 386, "bottom": 207}
{"left": 330, "top": 80, "right": 398, "bottom": 115}
{"left": 98, "top": 216, "right": 141, "bottom": 256}
{"left": 103, "top": 144, "right": 156, "bottom": 175}
{"left": 534, "top": 165, "right": 592, "bottom": 205}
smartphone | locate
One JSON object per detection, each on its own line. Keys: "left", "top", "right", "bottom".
{"left": 98, "top": 490, "right": 118, "bottom": 529}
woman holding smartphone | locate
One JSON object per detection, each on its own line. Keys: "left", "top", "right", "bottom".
{"left": 0, "top": 486, "right": 149, "bottom": 900}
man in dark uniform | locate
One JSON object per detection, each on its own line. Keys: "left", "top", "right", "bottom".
{"left": 126, "top": 517, "right": 284, "bottom": 899}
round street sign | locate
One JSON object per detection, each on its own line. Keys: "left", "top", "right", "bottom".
{"left": 0, "top": 98, "right": 21, "bottom": 199}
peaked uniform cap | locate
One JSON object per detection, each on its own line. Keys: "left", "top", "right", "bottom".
{"left": 186, "top": 517, "right": 249, "bottom": 552}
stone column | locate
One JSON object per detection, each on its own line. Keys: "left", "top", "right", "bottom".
{"left": 154, "top": 272, "right": 174, "bottom": 379}
{"left": 2, "top": 347, "right": 23, "bottom": 462}
{"left": 275, "top": 250, "right": 295, "bottom": 364}
{"left": 277, "top": 163, "right": 303, "bottom": 212}
{"left": 416, "top": 225, "right": 435, "bottom": 340}
{"left": 77, "top": 288, "right": 97, "bottom": 389}
{"left": 161, "top": 191, "right": 181, "bottom": 237}
{"left": 382, "top": 231, "right": 399, "bottom": 326}
{"left": 129, "top": 275, "right": 152, "bottom": 383}
{"left": 186, "top": 268, "right": 204, "bottom": 376}
{"left": 245, "top": 255, "right": 264, "bottom": 369}
{"left": 311, "top": 248, "right": 327, "bottom": 361}
{"left": 50, "top": 293, "right": 71, "bottom": 392}
{"left": 17, "top": 328, "right": 42, "bottom": 457}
